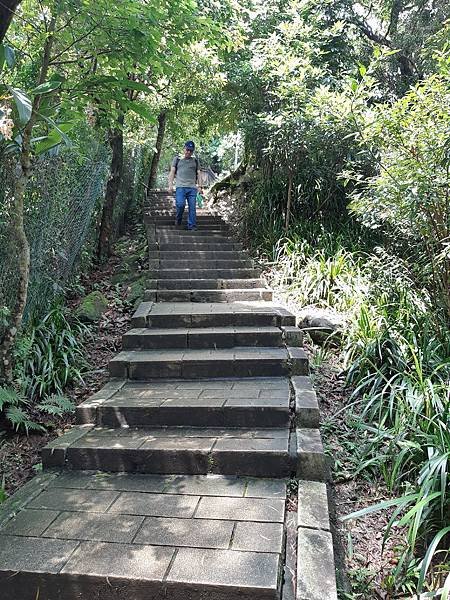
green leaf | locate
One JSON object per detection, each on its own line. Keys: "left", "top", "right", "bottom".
{"left": 358, "top": 63, "right": 367, "bottom": 77}
{"left": 418, "top": 526, "right": 450, "bottom": 592}
{"left": 441, "top": 571, "right": 450, "bottom": 600}
{"left": 32, "top": 80, "right": 62, "bottom": 95}
{"left": 0, "top": 44, "right": 15, "bottom": 71}
{"left": 5, "top": 45, "right": 15, "bottom": 68}
{"left": 341, "top": 493, "right": 418, "bottom": 521}
{"left": 7, "top": 86, "right": 32, "bottom": 124}
{"left": 396, "top": 491, "right": 440, "bottom": 527}
{"left": 33, "top": 121, "right": 74, "bottom": 154}
{"left": 124, "top": 101, "right": 156, "bottom": 122}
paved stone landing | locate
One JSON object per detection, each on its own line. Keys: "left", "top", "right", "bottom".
{"left": 0, "top": 472, "right": 286, "bottom": 599}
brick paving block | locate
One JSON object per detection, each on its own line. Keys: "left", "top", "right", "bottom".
{"left": 297, "top": 480, "right": 330, "bottom": 531}
{"left": 165, "top": 475, "right": 246, "bottom": 497}
{"left": 1, "top": 509, "right": 59, "bottom": 537}
{"left": 225, "top": 387, "right": 260, "bottom": 399}
{"left": 131, "top": 301, "right": 153, "bottom": 327}
{"left": 29, "top": 488, "right": 119, "bottom": 513}
{"left": 44, "top": 512, "right": 144, "bottom": 543}
{"left": 297, "top": 528, "right": 337, "bottom": 600}
{"left": 134, "top": 516, "right": 233, "bottom": 548}
{"left": 291, "top": 375, "right": 314, "bottom": 391}
{"left": 108, "top": 491, "right": 199, "bottom": 518}
{"left": 140, "top": 437, "right": 215, "bottom": 451}
{"left": 78, "top": 472, "right": 172, "bottom": 493}
{"left": 123, "top": 329, "right": 188, "bottom": 350}
{"left": 132, "top": 361, "right": 183, "bottom": 379}
{"left": 181, "top": 381, "right": 234, "bottom": 389}
{"left": 166, "top": 547, "right": 280, "bottom": 598}
{"left": 295, "top": 388, "right": 320, "bottom": 428}
{"left": 161, "top": 396, "right": 225, "bottom": 407}
{"left": 195, "top": 496, "right": 285, "bottom": 523}
{"left": 281, "top": 325, "right": 303, "bottom": 347}
{"left": 213, "top": 437, "right": 288, "bottom": 452}
{"left": 287, "top": 347, "right": 309, "bottom": 376}
{"left": 71, "top": 430, "right": 147, "bottom": 449}
{"left": 0, "top": 471, "right": 59, "bottom": 530}
{"left": 53, "top": 470, "right": 171, "bottom": 493}
{"left": 225, "top": 397, "right": 288, "bottom": 408}
{"left": 0, "top": 535, "right": 78, "bottom": 573}
{"left": 232, "top": 521, "right": 284, "bottom": 553}
{"left": 275, "top": 309, "right": 296, "bottom": 327}
{"left": 108, "top": 352, "right": 133, "bottom": 377}
{"left": 296, "top": 428, "right": 327, "bottom": 481}
{"left": 61, "top": 540, "right": 174, "bottom": 581}
{"left": 212, "top": 437, "right": 290, "bottom": 476}
{"left": 245, "top": 479, "right": 287, "bottom": 499}
{"left": 42, "top": 424, "right": 93, "bottom": 468}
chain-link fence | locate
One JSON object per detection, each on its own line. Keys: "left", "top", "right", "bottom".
{"left": 0, "top": 140, "right": 146, "bottom": 334}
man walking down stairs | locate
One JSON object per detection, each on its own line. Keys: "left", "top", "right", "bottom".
{"left": 0, "top": 190, "right": 338, "bottom": 600}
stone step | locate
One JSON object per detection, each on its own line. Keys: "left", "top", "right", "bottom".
{"left": 109, "top": 347, "right": 307, "bottom": 379}
{"left": 76, "top": 377, "right": 291, "bottom": 428}
{"left": 148, "top": 278, "right": 265, "bottom": 290}
{"left": 158, "top": 241, "right": 242, "bottom": 251}
{"left": 148, "top": 218, "right": 227, "bottom": 226}
{"left": 123, "top": 326, "right": 284, "bottom": 350}
{"left": 148, "top": 223, "right": 230, "bottom": 232}
{"left": 156, "top": 250, "right": 246, "bottom": 259}
{"left": 44, "top": 426, "right": 294, "bottom": 478}
{"left": 157, "top": 232, "right": 232, "bottom": 240}
{"left": 148, "top": 268, "right": 261, "bottom": 279}
{"left": 0, "top": 471, "right": 286, "bottom": 600}
{"left": 157, "top": 259, "right": 254, "bottom": 269}
{"left": 131, "top": 302, "right": 296, "bottom": 329}
{"left": 146, "top": 213, "right": 225, "bottom": 220}
{"left": 144, "top": 288, "right": 273, "bottom": 303}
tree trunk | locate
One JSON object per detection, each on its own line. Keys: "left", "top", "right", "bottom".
{"left": 147, "top": 111, "right": 166, "bottom": 190}
{"left": 0, "top": 0, "right": 22, "bottom": 43}
{"left": 0, "top": 15, "right": 56, "bottom": 383}
{"left": 97, "top": 113, "right": 125, "bottom": 261}
{"left": 285, "top": 170, "right": 293, "bottom": 232}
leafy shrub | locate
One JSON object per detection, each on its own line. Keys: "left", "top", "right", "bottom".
{"left": 14, "top": 304, "right": 90, "bottom": 398}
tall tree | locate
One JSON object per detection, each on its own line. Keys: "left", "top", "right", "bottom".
{"left": 0, "top": 0, "right": 21, "bottom": 42}
{"left": 147, "top": 111, "right": 166, "bottom": 190}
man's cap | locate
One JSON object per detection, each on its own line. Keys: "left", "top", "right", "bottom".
{"left": 185, "top": 141, "right": 195, "bottom": 150}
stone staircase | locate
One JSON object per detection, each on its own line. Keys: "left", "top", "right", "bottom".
{"left": 0, "top": 191, "right": 337, "bottom": 600}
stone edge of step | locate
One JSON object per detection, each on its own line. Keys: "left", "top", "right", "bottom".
{"left": 130, "top": 303, "right": 296, "bottom": 329}
{"left": 41, "top": 427, "right": 327, "bottom": 484}
{"left": 143, "top": 289, "right": 273, "bottom": 302}
{"left": 295, "top": 480, "right": 338, "bottom": 600}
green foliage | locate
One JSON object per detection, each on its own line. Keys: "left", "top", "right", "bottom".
{"left": 0, "top": 386, "right": 74, "bottom": 434}
{"left": 13, "top": 304, "right": 90, "bottom": 398}
{"left": 347, "top": 63, "right": 450, "bottom": 317}
{"left": 261, "top": 221, "right": 449, "bottom": 595}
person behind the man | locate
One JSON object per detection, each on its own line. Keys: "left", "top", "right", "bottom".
{"left": 168, "top": 141, "right": 202, "bottom": 230}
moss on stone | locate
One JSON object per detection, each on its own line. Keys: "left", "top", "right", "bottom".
{"left": 76, "top": 291, "right": 108, "bottom": 322}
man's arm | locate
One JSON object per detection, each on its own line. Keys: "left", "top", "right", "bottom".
{"left": 168, "top": 166, "right": 176, "bottom": 191}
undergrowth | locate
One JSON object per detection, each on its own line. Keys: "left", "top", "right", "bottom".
{"left": 0, "top": 304, "right": 89, "bottom": 434}
{"left": 253, "top": 216, "right": 450, "bottom": 597}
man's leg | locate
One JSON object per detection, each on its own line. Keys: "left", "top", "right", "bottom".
{"left": 186, "top": 187, "right": 197, "bottom": 230}
{"left": 175, "top": 188, "right": 186, "bottom": 225}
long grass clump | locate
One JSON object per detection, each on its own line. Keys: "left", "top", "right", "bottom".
{"left": 259, "top": 221, "right": 449, "bottom": 596}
